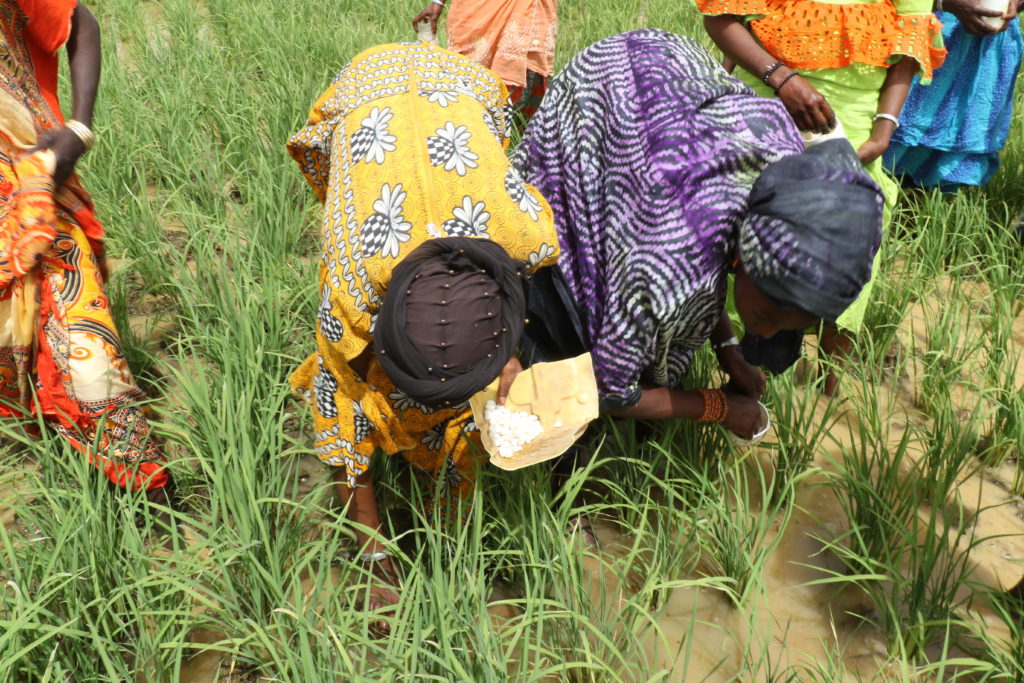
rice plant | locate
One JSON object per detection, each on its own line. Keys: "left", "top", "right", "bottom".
{"left": 0, "top": 0, "right": 1021, "bottom": 680}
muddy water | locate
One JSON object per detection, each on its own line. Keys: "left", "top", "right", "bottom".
{"left": 179, "top": 282, "right": 1024, "bottom": 681}
{"left": 7, "top": 266, "right": 1021, "bottom": 681}
{"left": 576, "top": 288, "right": 1024, "bottom": 679}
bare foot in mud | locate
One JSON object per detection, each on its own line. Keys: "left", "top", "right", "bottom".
{"left": 364, "top": 556, "right": 401, "bottom": 636}
{"left": 567, "top": 515, "right": 600, "bottom": 550}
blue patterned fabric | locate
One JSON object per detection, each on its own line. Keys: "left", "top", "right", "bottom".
{"left": 512, "top": 30, "right": 804, "bottom": 409}
{"left": 885, "top": 14, "right": 1023, "bottom": 189}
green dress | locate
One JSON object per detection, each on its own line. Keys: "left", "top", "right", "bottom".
{"left": 698, "top": 0, "right": 945, "bottom": 330}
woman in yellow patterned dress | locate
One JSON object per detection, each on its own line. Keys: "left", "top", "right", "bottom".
{"left": 288, "top": 41, "right": 558, "bottom": 612}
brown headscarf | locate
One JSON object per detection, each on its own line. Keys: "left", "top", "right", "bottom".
{"left": 374, "top": 237, "right": 526, "bottom": 407}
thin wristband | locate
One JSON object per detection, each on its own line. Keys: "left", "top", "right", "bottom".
{"left": 872, "top": 112, "right": 900, "bottom": 130}
{"left": 761, "top": 61, "right": 785, "bottom": 86}
{"left": 431, "top": 0, "right": 445, "bottom": 5}
{"left": 714, "top": 336, "right": 740, "bottom": 351}
{"left": 774, "top": 71, "right": 799, "bottom": 94}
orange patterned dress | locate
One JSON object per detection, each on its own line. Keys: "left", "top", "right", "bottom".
{"left": 446, "top": 0, "right": 558, "bottom": 118}
{"left": 0, "top": 0, "right": 165, "bottom": 490}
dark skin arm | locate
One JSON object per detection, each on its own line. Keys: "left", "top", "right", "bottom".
{"left": 609, "top": 386, "right": 764, "bottom": 438}
{"left": 710, "top": 307, "right": 766, "bottom": 399}
{"left": 33, "top": 4, "right": 101, "bottom": 187}
{"left": 411, "top": 0, "right": 445, "bottom": 34}
{"left": 339, "top": 345, "right": 400, "bottom": 621}
{"left": 942, "top": 0, "right": 1017, "bottom": 35}
{"left": 857, "top": 56, "right": 917, "bottom": 165}
{"left": 704, "top": 14, "right": 836, "bottom": 134}
{"left": 490, "top": 333, "right": 763, "bottom": 436}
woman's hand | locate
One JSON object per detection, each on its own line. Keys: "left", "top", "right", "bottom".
{"left": 411, "top": 2, "right": 444, "bottom": 34}
{"left": 943, "top": 0, "right": 1009, "bottom": 34}
{"left": 722, "top": 393, "right": 764, "bottom": 440}
{"left": 856, "top": 136, "right": 889, "bottom": 166}
{"left": 776, "top": 72, "right": 837, "bottom": 134}
{"left": 31, "top": 127, "right": 85, "bottom": 187}
{"left": 717, "top": 346, "right": 766, "bottom": 399}
{"left": 495, "top": 355, "right": 523, "bottom": 405}
{"left": 365, "top": 555, "right": 401, "bottom": 636}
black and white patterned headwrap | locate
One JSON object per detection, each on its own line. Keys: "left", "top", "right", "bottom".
{"left": 739, "top": 139, "right": 884, "bottom": 323}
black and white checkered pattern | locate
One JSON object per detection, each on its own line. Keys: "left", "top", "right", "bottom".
{"left": 313, "top": 363, "right": 339, "bottom": 419}
{"left": 352, "top": 401, "right": 373, "bottom": 442}
{"left": 350, "top": 126, "right": 375, "bottom": 163}
{"left": 359, "top": 212, "right": 392, "bottom": 255}
{"left": 426, "top": 134, "right": 456, "bottom": 168}
{"left": 318, "top": 288, "right": 344, "bottom": 342}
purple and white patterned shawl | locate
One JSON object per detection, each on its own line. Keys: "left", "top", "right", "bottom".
{"left": 513, "top": 30, "right": 804, "bottom": 408}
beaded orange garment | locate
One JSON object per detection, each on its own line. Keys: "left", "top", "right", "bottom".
{"left": 696, "top": 0, "right": 946, "bottom": 80}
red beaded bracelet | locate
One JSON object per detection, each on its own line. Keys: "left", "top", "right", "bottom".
{"left": 696, "top": 389, "right": 728, "bottom": 424}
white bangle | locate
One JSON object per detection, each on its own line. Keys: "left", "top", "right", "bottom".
{"left": 714, "top": 336, "right": 740, "bottom": 351}
{"left": 65, "top": 119, "right": 95, "bottom": 152}
{"left": 431, "top": 0, "right": 444, "bottom": 6}
{"left": 873, "top": 112, "right": 900, "bottom": 130}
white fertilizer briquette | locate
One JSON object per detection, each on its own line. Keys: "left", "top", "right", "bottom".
{"left": 483, "top": 400, "right": 544, "bottom": 458}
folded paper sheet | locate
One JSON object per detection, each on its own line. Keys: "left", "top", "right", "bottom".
{"left": 470, "top": 353, "right": 599, "bottom": 471}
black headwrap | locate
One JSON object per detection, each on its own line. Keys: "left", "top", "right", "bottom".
{"left": 374, "top": 237, "right": 526, "bottom": 408}
{"left": 738, "top": 138, "right": 884, "bottom": 323}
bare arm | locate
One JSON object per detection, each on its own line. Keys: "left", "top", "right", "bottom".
{"left": 608, "top": 385, "right": 764, "bottom": 438}
{"left": 857, "top": 56, "right": 918, "bottom": 165}
{"left": 607, "top": 386, "right": 705, "bottom": 421}
{"left": 412, "top": 0, "right": 445, "bottom": 33}
{"left": 67, "top": 4, "right": 101, "bottom": 128}
{"left": 710, "top": 308, "right": 766, "bottom": 398}
{"left": 35, "top": 4, "right": 101, "bottom": 186}
{"left": 703, "top": 15, "right": 836, "bottom": 133}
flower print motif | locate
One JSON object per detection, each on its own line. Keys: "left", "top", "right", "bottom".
{"left": 352, "top": 400, "right": 374, "bottom": 442}
{"left": 527, "top": 243, "right": 556, "bottom": 269}
{"left": 437, "top": 454, "right": 463, "bottom": 499}
{"left": 427, "top": 122, "right": 478, "bottom": 176}
{"left": 313, "top": 356, "right": 338, "bottom": 419}
{"left": 388, "top": 390, "right": 437, "bottom": 415}
{"left": 361, "top": 183, "right": 412, "bottom": 258}
{"left": 426, "top": 223, "right": 443, "bottom": 239}
{"left": 504, "top": 167, "right": 542, "bottom": 221}
{"left": 442, "top": 196, "right": 490, "bottom": 237}
{"left": 350, "top": 106, "right": 397, "bottom": 165}
{"left": 421, "top": 421, "right": 447, "bottom": 451}
{"left": 318, "top": 286, "right": 344, "bottom": 342}
{"left": 420, "top": 87, "right": 460, "bottom": 107}
{"left": 462, "top": 417, "right": 479, "bottom": 434}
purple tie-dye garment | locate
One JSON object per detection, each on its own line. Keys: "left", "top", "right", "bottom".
{"left": 512, "top": 30, "right": 803, "bottom": 409}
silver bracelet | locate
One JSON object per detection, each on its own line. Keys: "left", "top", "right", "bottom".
{"left": 714, "top": 336, "right": 740, "bottom": 351}
{"left": 357, "top": 550, "right": 391, "bottom": 563}
{"left": 65, "top": 119, "right": 95, "bottom": 152}
{"left": 873, "top": 112, "right": 900, "bottom": 130}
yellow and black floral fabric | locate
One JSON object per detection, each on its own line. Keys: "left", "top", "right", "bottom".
{"left": 289, "top": 42, "right": 559, "bottom": 500}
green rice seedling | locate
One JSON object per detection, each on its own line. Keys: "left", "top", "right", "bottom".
{"left": 1, "top": 0, "right": 1021, "bottom": 679}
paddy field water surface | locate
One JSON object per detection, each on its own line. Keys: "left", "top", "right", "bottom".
{"left": 1, "top": 1, "right": 1023, "bottom": 680}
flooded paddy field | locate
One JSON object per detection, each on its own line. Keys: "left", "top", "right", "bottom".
{"left": 2, "top": 0, "right": 1023, "bottom": 679}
